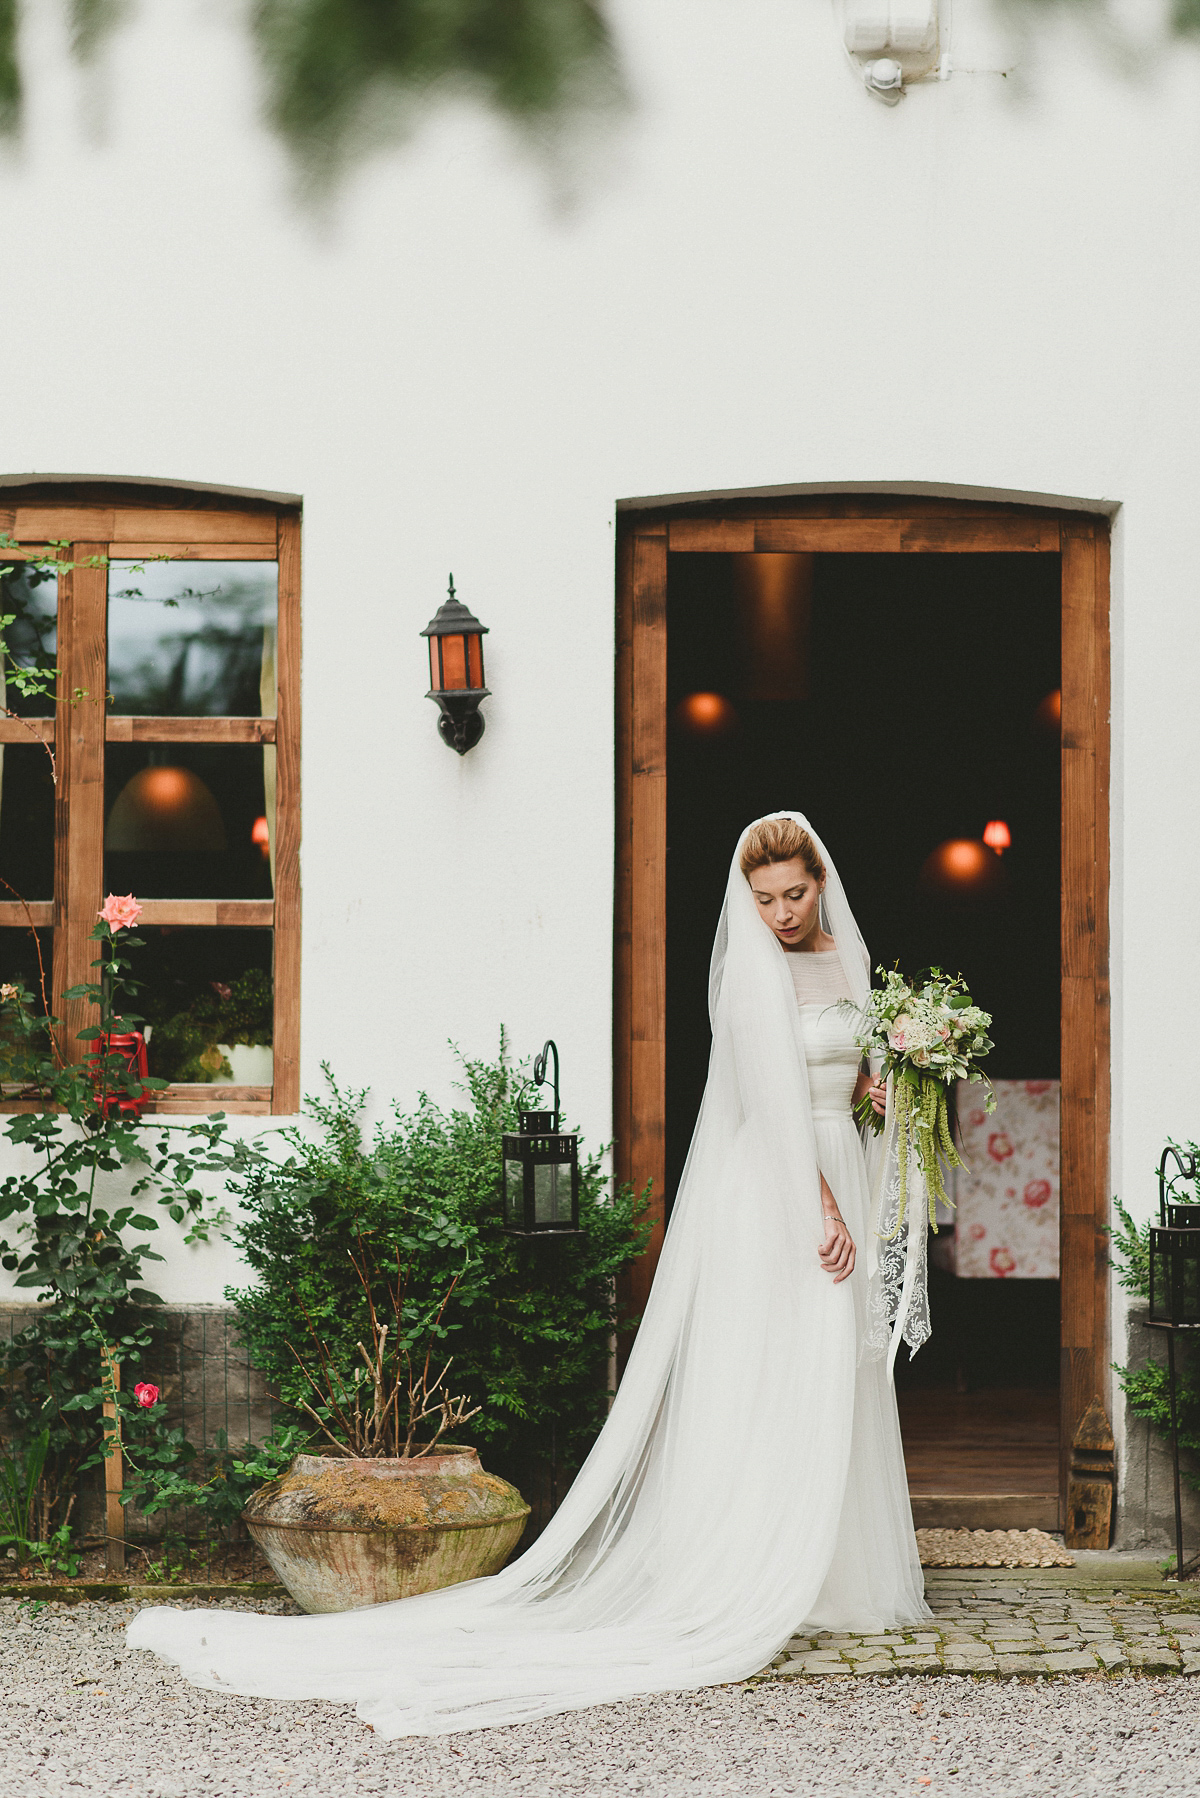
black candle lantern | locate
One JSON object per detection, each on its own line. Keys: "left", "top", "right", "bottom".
{"left": 502, "top": 1041, "right": 581, "bottom": 1236}
{"left": 420, "top": 575, "right": 490, "bottom": 755}
{"left": 1146, "top": 1144, "right": 1200, "bottom": 1579}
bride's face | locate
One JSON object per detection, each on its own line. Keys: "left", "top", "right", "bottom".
{"left": 747, "top": 857, "right": 826, "bottom": 950}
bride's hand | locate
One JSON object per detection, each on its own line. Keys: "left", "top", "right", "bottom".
{"left": 819, "top": 1213, "right": 856, "bottom": 1283}
{"left": 868, "top": 1077, "right": 887, "bottom": 1117}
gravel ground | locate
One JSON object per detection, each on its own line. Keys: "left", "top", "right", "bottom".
{"left": 3, "top": 1595, "right": 1200, "bottom": 1797}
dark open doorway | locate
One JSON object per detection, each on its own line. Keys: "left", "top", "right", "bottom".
{"left": 615, "top": 496, "right": 1110, "bottom": 1539}
{"left": 664, "top": 548, "right": 1062, "bottom": 1525}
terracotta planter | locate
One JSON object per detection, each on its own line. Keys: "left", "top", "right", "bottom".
{"left": 243, "top": 1447, "right": 530, "bottom": 1614}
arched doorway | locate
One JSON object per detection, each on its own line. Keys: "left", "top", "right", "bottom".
{"left": 614, "top": 490, "right": 1110, "bottom": 1536}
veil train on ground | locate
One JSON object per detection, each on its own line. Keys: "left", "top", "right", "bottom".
{"left": 127, "top": 812, "right": 927, "bottom": 1737}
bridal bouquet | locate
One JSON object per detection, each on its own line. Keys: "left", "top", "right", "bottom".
{"left": 838, "top": 967, "right": 994, "bottom": 1232}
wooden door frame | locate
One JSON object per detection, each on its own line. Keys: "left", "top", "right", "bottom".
{"left": 614, "top": 493, "right": 1111, "bottom": 1521}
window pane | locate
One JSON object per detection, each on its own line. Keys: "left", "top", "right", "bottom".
{"left": 107, "top": 562, "right": 278, "bottom": 716}
{"left": 0, "top": 926, "right": 53, "bottom": 1089}
{"left": 0, "top": 743, "right": 55, "bottom": 900}
{"left": 0, "top": 562, "right": 58, "bottom": 717}
{"left": 104, "top": 746, "right": 273, "bottom": 898}
{"left": 134, "top": 927, "right": 273, "bottom": 1085}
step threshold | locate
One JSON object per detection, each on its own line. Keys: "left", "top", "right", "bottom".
{"left": 910, "top": 1493, "right": 1060, "bottom": 1531}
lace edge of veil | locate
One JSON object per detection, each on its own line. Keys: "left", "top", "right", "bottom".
{"left": 862, "top": 1138, "right": 932, "bottom": 1364}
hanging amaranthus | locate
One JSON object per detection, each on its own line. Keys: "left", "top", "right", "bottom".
{"left": 839, "top": 965, "right": 995, "bottom": 1240}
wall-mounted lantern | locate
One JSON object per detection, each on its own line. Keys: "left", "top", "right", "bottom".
{"left": 420, "top": 575, "right": 490, "bottom": 755}
{"left": 502, "top": 1040, "right": 581, "bottom": 1236}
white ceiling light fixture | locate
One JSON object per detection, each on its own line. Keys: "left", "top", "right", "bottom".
{"left": 840, "top": 0, "right": 946, "bottom": 104}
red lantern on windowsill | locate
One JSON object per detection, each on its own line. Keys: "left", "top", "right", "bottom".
{"left": 420, "top": 575, "right": 490, "bottom": 756}
{"left": 90, "top": 1030, "right": 150, "bottom": 1119}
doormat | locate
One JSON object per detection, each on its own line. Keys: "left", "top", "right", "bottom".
{"left": 917, "top": 1528, "right": 1074, "bottom": 1568}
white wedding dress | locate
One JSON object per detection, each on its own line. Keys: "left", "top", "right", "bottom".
{"left": 128, "top": 813, "right": 928, "bottom": 1735}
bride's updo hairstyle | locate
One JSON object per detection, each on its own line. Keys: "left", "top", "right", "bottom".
{"left": 739, "top": 817, "right": 825, "bottom": 882}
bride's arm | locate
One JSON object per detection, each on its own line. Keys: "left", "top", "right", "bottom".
{"left": 818, "top": 1172, "right": 855, "bottom": 1282}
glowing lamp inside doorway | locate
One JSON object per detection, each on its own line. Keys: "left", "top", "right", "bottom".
{"left": 674, "top": 692, "right": 737, "bottom": 737}
{"left": 105, "top": 766, "right": 227, "bottom": 853}
{"left": 919, "top": 838, "right": 1002, "bottom": 897}
{"left": 1035, "top": 689, "right": 1062, "bottom": 736}
{"left": 982, "top": 820, "right": 1012, "bottom": 856}
{"left": 251, "top": 815, "right": 270, "bottom": 858}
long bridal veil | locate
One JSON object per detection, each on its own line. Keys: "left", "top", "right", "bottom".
{"left": 128, "top": 812, "right": 925, "bottom": 1736}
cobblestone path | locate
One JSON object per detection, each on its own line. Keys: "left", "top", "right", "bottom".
{"left": 762, "top": 1564, "right": 1200, "bottom": 1681}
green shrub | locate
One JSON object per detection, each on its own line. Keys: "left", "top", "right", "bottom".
{"left": 226, "top": 1044, "right": 650, "bottom": 1478}
{"left": 1111, "top": 1145, "right": 1200, "bottom": 1493}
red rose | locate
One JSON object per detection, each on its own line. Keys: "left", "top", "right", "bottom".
{"left": 1025, "top": 1080, "right": 1053, "bottom": 1095}
{"left": 1023, "top": 1180, "right": 1052, "bottom": 1209}
{"left": 134, "top": 1382, "right": 160, "bottom": 1409}
{"left": 970, "top": 1224, "right": 987, "bottom": 1241}
{"left": 987, "top": 1132, "right": 1014, "bottom": 1162}
{"left": 968, "top": 1110, "right": 986, "bottom": 1128}
{"left": 989, "top": 1246, "right": 1016, "bottom": 1278}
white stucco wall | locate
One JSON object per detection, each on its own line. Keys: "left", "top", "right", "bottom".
{"left": 1, "top": 0, "right": 1197, "bottom": 1366}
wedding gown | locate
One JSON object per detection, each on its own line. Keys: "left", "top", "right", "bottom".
{"left": 127, "top": 813, "right": 928, "bottom": 1735}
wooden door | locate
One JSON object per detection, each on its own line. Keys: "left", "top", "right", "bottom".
{"left": 613, "top": 494, "right": 1111, "bottom": 1521}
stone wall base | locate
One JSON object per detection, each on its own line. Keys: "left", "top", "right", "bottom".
{"left": 1113, "top": 1306, "right": 1200, "bottom": 1555}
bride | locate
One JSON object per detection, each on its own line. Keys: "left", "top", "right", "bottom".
{"left": 128, "top": 811, "right": 930, "bottom": 1734}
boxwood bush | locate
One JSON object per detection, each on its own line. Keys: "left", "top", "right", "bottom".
{"left": 226, "top": 1042, "right": 649, "bottom": 1504}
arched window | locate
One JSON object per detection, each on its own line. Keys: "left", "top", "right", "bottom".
{"left": 0, "top": 476, "right": 301, "bottom": 1114}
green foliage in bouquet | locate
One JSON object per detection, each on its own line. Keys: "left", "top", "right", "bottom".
{"left": 226, "top": 1044, "right": 650, "bottom": 1480}
{"left": 142, "top": 970, "right": 273, "bottom": 1084}
{"left": 839, "top": 965, "right": 994, "bottom": 1234}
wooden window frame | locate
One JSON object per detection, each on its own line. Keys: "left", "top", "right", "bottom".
{"left": 0, "top": 485, "right": 301, "bottom": 1115}
{"left": 614, "top": 493, "right": 1110, "bottom": 1523}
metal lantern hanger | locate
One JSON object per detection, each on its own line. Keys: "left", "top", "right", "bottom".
{"left": 502, "top": 1040, "right": 582, "bottom": 1236}
{"left": 1146, "top": 1143, "right": 1200, "bottom": 1579}
{"left": 420, "top": 575, "right": 490, "bottom": 756}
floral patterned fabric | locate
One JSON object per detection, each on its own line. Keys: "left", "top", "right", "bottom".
{"left": 948, "top": 1079, "right": 1060, "bottom": 1280}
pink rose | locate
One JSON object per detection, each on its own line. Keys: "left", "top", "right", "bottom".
{"left": 989, "top": 1246, "right": 1016, "bottom": 1278}
{"left": 1023, "top": 1180, "right": 1052, "bottom": 1209}
{"left": 133, "top": 1382, "right": 159, "bottom": 1409}
{"left": 987, "top": 1132, "right": 1014, "bottom": 1163}
{"left": 98, "top": 894, "right": 143, "bottom": 932}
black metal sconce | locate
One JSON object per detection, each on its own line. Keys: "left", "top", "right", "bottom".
{"left": 1146, "top": 1142, "right": 1200, "bottom": 1579}
{"left": 501, "top": 1040, "right": 582, "bottom": 1236}
{"left": 420, "top": 575, "right": 490, "bottom": 755}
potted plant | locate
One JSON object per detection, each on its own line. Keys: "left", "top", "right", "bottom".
{"left": 242, "top": 1244, "right": 530, "bottom": 1613}
{"left": 143, "top": 969, "right": 273, "bottom": 1084}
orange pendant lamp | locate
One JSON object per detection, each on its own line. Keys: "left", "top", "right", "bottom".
{"left": 919, "top": 837, "right": 1003, "bottom": 897}
{"left": 105, "top": 766, "right": 227, "bottom": 853}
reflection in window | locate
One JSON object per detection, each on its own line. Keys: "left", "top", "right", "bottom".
{"left": 0, "top": 744, "right": 55, "bottom": 901}
{"left": 0, "top": 927, "right": 53, "bottom": 1089}
{"left": 135, "top": 928, "right": 273, "bottom": 1084}
{"left": 104, "top": 746, "right": 274, "bottom": 899}
{"left": 107, "top": 562, "right": 278, "bottom": 716}
{"left": 0, "top": 563, "right": 58, "bottom": 717}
